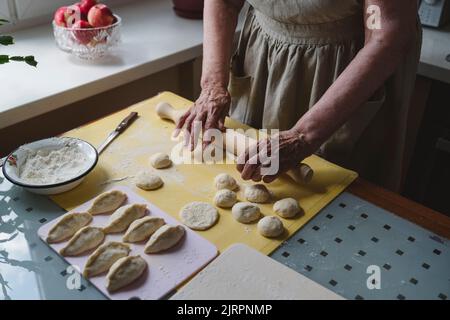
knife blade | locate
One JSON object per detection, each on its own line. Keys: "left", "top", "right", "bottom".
{"left": 97, "top": 112, "right": 138, "bottom": 155}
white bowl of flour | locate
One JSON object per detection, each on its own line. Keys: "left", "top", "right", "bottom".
{"left": 2, "top": 137, "right": 98, "bottom": 195}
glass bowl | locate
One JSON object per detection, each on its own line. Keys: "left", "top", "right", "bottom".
{"left": 53, "top": 15, "right": 121, "bottom": 60}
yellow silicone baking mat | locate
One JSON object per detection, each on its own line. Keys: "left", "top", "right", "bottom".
{"left": 51, "top": 91, "right": 358, "bottom": 255}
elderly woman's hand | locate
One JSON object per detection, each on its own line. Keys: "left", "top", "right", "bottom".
{"left": 175, "top": 86, "right": 231, "bottom": 151}
{"left": 236, "top": 129, "right": 315, "bottom": 183}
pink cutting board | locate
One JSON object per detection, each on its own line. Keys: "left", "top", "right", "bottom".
{"left": 37, "top": 186, "right": 218, "bottom": 300}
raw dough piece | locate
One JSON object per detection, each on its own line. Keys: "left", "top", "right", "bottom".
{"left": 60, "top": 226, "right": 105, "bottom": 256}
{"left": 135, "top": 171, "right": 163, "bottom": 190}
{"left": 88, "top": 190, "right": 127, "bottom": 215}
{"left": 106, "top": 255, "right": 147, "bottom": 292}
{"left": 83, "top": 242, "right": 131, "bottom": 278}
{"left": 150, "top": 153, "right": 172, "bottom": 169}
{"left": 144, "top": 225, "right": 185, "bottom": 253}
{"left": 179, "top": 202, "right": 219, "bottom": 230}
{"left": 273, "top": 198, "right": 302, "bottom": 218}
{"left": 123, "top": 216, "right": 166, "bottom": 243}
{"left": 46, "top": 212, "right": 92, "bottom": 243}
{"left": 257, "top": 216, "right": 284, "bottom": 238}
{"left": 245, "top": 184, "right": 271, "bottom": 203}
{"left": 214, "top": 173, "right": 238, "bottom": 191}
{"left": 214, "top": 189, "right": 237, "bottom": 208}
{"left": 231, "top": 202, "right": 261, "bottom": 224}
{"left": 103, "top": 204, "right": 147, "bottom": 234}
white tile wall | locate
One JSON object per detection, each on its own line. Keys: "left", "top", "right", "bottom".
{"left": 15, "top": 0, "right": 72, "bottom": 20}
{"left": 0, "top": 0, "right": 11, "bottom": 21}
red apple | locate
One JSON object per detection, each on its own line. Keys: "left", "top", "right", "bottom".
{"left": 54, "top": 5, "right": 82, "bottom": 27}
{"left": 54, "top": 6, "right": 68, "bottom": 27}
{"left": 65, "top": 4, "right": 83, "bottom": 27}
{"left": 87, "top": 4, "right": 115, "bottom": 28}
{"left": 72, "top": 20, "right": 95, "bottom": 45}
{"left": 77, "top": 0, "right": 98, "bottom": 18}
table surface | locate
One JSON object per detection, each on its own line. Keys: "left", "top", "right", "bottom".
{"left": 271, "top": 191, "right": 449, "bottom": 300}
{"left": 1, "top": 170, "right": 448, "bottom": 300}
{"left": 2, "top": 88, "right": 450, "bottom": 299}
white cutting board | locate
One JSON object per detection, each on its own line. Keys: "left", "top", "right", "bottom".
{"left": 38, "top": 186, "right": 218, "bottom": 300}
{"left": 171, "top": 243, "right": 344, "bottom": 300}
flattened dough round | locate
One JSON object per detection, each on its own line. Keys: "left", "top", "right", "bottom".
{"left": 273, "top": 198, "right": 302, "bottom": 218}
{"left": 180, "top": 202, "right": 219, "bottom": 230}
{"left": 245, "top": 184, "right": 271, "bottom": 203}
{"left": 135, "top": 171, "right": 164, "bottom": 190}
{"left": 257, "top": 216, "right": 284, "bottom": 238}
{"left": 214, "top": 173, "right": 238, "bottom": 191}
{"left": 150, "top": 153, "right": 172, "bottom": 169}
{"left": 231, "top": 202, "right": 260, "bottom": 224}
{"left": 214, "top": 189, "right": 237, "bottom": 208}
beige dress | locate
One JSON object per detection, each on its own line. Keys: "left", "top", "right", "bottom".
{"left": 229, "top": 0, "right": 422, "bottom": 191}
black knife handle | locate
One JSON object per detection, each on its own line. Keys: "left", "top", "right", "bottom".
{"left": 116, "top": 112, "right": 138, "bottom": 133}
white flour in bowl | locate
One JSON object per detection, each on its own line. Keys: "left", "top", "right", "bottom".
{"left": 18, "top": 140, "right": 90, "bottom": 185}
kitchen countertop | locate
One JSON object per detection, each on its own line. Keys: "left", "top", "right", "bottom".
{"left": 0, "top": 0, "right": 209, "bottom": 129}
{"left": 0, "top": 1, "right": 449, "bottom": 129}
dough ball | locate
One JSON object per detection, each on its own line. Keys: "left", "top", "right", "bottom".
{"left": 245, "top": 184, "right": 271, "bottom": 203}
{"left": 180, "top": 202, "right": 219, "bottom": 231}
{"left": 214, "top": 173, "right": 238, "bottom": 191}
{"left": 150, "top": 153, "right": 172, "bottom": 169}
{"left": 214, "top": 189, "right": 237, "bottom": 208}
{"left": 257, "top": 216, "right": 284, "bottom": 238}
{"left": 232, "top": 202, "right": 261, "bottom": 224}
{"left": 273, "top": 198, "right": 302, "bottom": 218}
{"left": 135, "top": 171, "right": 163, "bottom": 190}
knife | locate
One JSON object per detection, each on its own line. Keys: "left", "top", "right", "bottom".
{"left": 0, "top": 112, "right": 139, "bottom": 167}
{"left": 97, "top": 112, "right": 139, "bottom": 155}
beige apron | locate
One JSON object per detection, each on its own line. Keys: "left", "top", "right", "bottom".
{"left": 229, "top": 0, "right": 422, "bottom": 191}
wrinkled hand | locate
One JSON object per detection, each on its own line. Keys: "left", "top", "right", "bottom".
{"left": 175, "top": 86, "right": 231, "bottom": 151}
{"left": 236, "top": 129, "right": 314, "bottom": 183}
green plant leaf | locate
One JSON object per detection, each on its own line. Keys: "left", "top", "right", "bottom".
{"left": 0, "top": 55, "right": 38, "bottom": 66}
{"left": 0, "top": 35, "right": 14, "bottom": 46}
{"left": 9, "top": 56, "right": 24, "bottom": 61}
{"left": 0, "top": 55, "right": 9, "bottom": 64}
{"left": 24, "top": 56, "right": 37, "bottom": 67}
{"left": 0, "top": 19, "right": 9, "bottom": 26}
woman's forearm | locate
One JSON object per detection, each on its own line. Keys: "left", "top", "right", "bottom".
{"left": 293, "top": 41, "right": 403, "bottom": 147}
{"left": 201, "top": 0, "right": 244, "bottom": 90}
{"left": 293, "top": 0, "right": 417, "bottom": 149}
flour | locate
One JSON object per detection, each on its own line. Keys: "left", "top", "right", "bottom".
{"left": 18, "top": 140, "right": 90, "bottom": 185}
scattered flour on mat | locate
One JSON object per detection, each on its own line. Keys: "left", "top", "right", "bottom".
{"left": 100, "top": 136, "right": 199, "bottom": 188}
{"left": 100, "top": 176, "right": 134, "bottom": 186}
{"left": 18, "top": 141, "right": 90, "bottom": 185}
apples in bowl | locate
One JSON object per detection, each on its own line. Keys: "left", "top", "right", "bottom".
{"left": 53, "top": 0, "right": 121, "bottom": 60}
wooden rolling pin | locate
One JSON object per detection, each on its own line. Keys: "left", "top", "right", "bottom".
{"left": 156, "top": 102, "right": 314, "bottom": 184}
